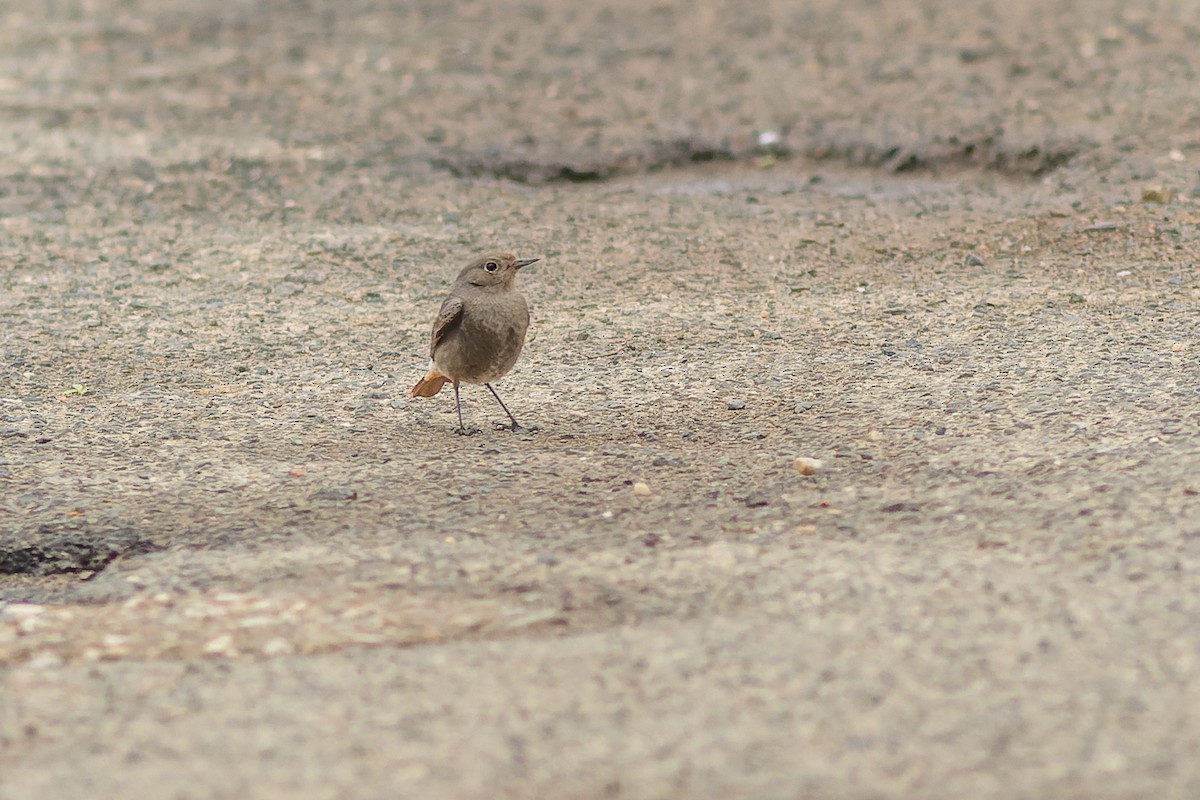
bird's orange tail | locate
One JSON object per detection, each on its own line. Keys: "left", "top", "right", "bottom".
{"left": 411, "top": 370, "right": 448, "bottom": 397}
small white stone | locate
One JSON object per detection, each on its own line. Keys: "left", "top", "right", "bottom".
{"left": 262, "top": 638, "right": 294, "bottom": 657}
{"left": 26, "top": 652, "right": 64, "bottom": 670}
{"left": 202, "top": 634, "right": 235, "bottom": 656}
{"left": 794, "top": 457, "right": 824, "bottom": 476}
{"left": 633, "top": 481, "right": 652, "bottom": 497}
{"left": 2, "top": 604, "right": 45, "bottom": 620}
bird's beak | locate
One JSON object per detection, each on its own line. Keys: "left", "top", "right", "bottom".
{"left": 515, "top": 258, "right": 539, "bottom": 269}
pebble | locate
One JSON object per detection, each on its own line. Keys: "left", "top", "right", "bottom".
{"left": 2, "top": 603, "right": 45, "bottom": 620}
{"left": 26, "top": 652, "right": 64, "bottom": 670}
{"left": 726, "top": 400, "right": 745, "bottom": 410}
{"left": 312, "top": 486, "right": 358, "bottom": 501}
{"left": 756, "top": 130, "right": 781, "bottom": 148}
{"left": 202, "top": 634, "right": 235, "bottom": 656}
{"left": 632, "top": 481, "right": 652, "bottom": 497}
{"left": 794, "top": 457, "right": 824, "bottom": 475}
{"left": 964, "top": 252, "right": 985, "bottom": 266}
{"left": 1141, "top": 186, "right": 1175, "bottom": 205}
{"left": 262, "top": 638, "right": 294, "bottom": 657}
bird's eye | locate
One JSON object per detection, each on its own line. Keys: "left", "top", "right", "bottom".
{"left": 484, "top": 261, "right": 499, "bottom": 272}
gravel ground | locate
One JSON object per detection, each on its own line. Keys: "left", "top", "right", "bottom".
{"left": 2, "top": 1, "right": 1200, "bottom": 798}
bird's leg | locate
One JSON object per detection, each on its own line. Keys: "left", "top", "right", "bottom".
{"left": 453, "top": 380, "right": 479, "bottom": 435}
{"left": 485, "top": 383, "right": 527, "bottom": 433}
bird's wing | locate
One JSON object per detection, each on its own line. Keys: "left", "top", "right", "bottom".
{"left": 430, "top": 294, "right": 464, "bottom": 358}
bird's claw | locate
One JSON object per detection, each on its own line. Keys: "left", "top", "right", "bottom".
{"left": 496, "top": 422, "right": 537, "bottom": 434}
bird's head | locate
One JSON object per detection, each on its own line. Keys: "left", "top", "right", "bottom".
{"left": 457, "top": 253, "right": 539, "bottom": 288}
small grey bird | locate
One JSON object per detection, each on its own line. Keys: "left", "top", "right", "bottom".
{"left": 411, "top": 253, "right": 538, "bottom": 434}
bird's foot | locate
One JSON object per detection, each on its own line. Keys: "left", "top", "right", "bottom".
{"left": 496, "top": 421, "right": 537, "bottom": 434}
{"left": 454, "top": 425, "right": 483, "bottom": 436}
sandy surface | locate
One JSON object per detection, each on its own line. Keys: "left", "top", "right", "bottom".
{"left": 2, "top": 1, "right": 1200, "bottom": 798}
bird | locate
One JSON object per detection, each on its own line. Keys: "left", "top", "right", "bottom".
{"left": 411, "top": 253, "right": 538, "bottom": 434}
